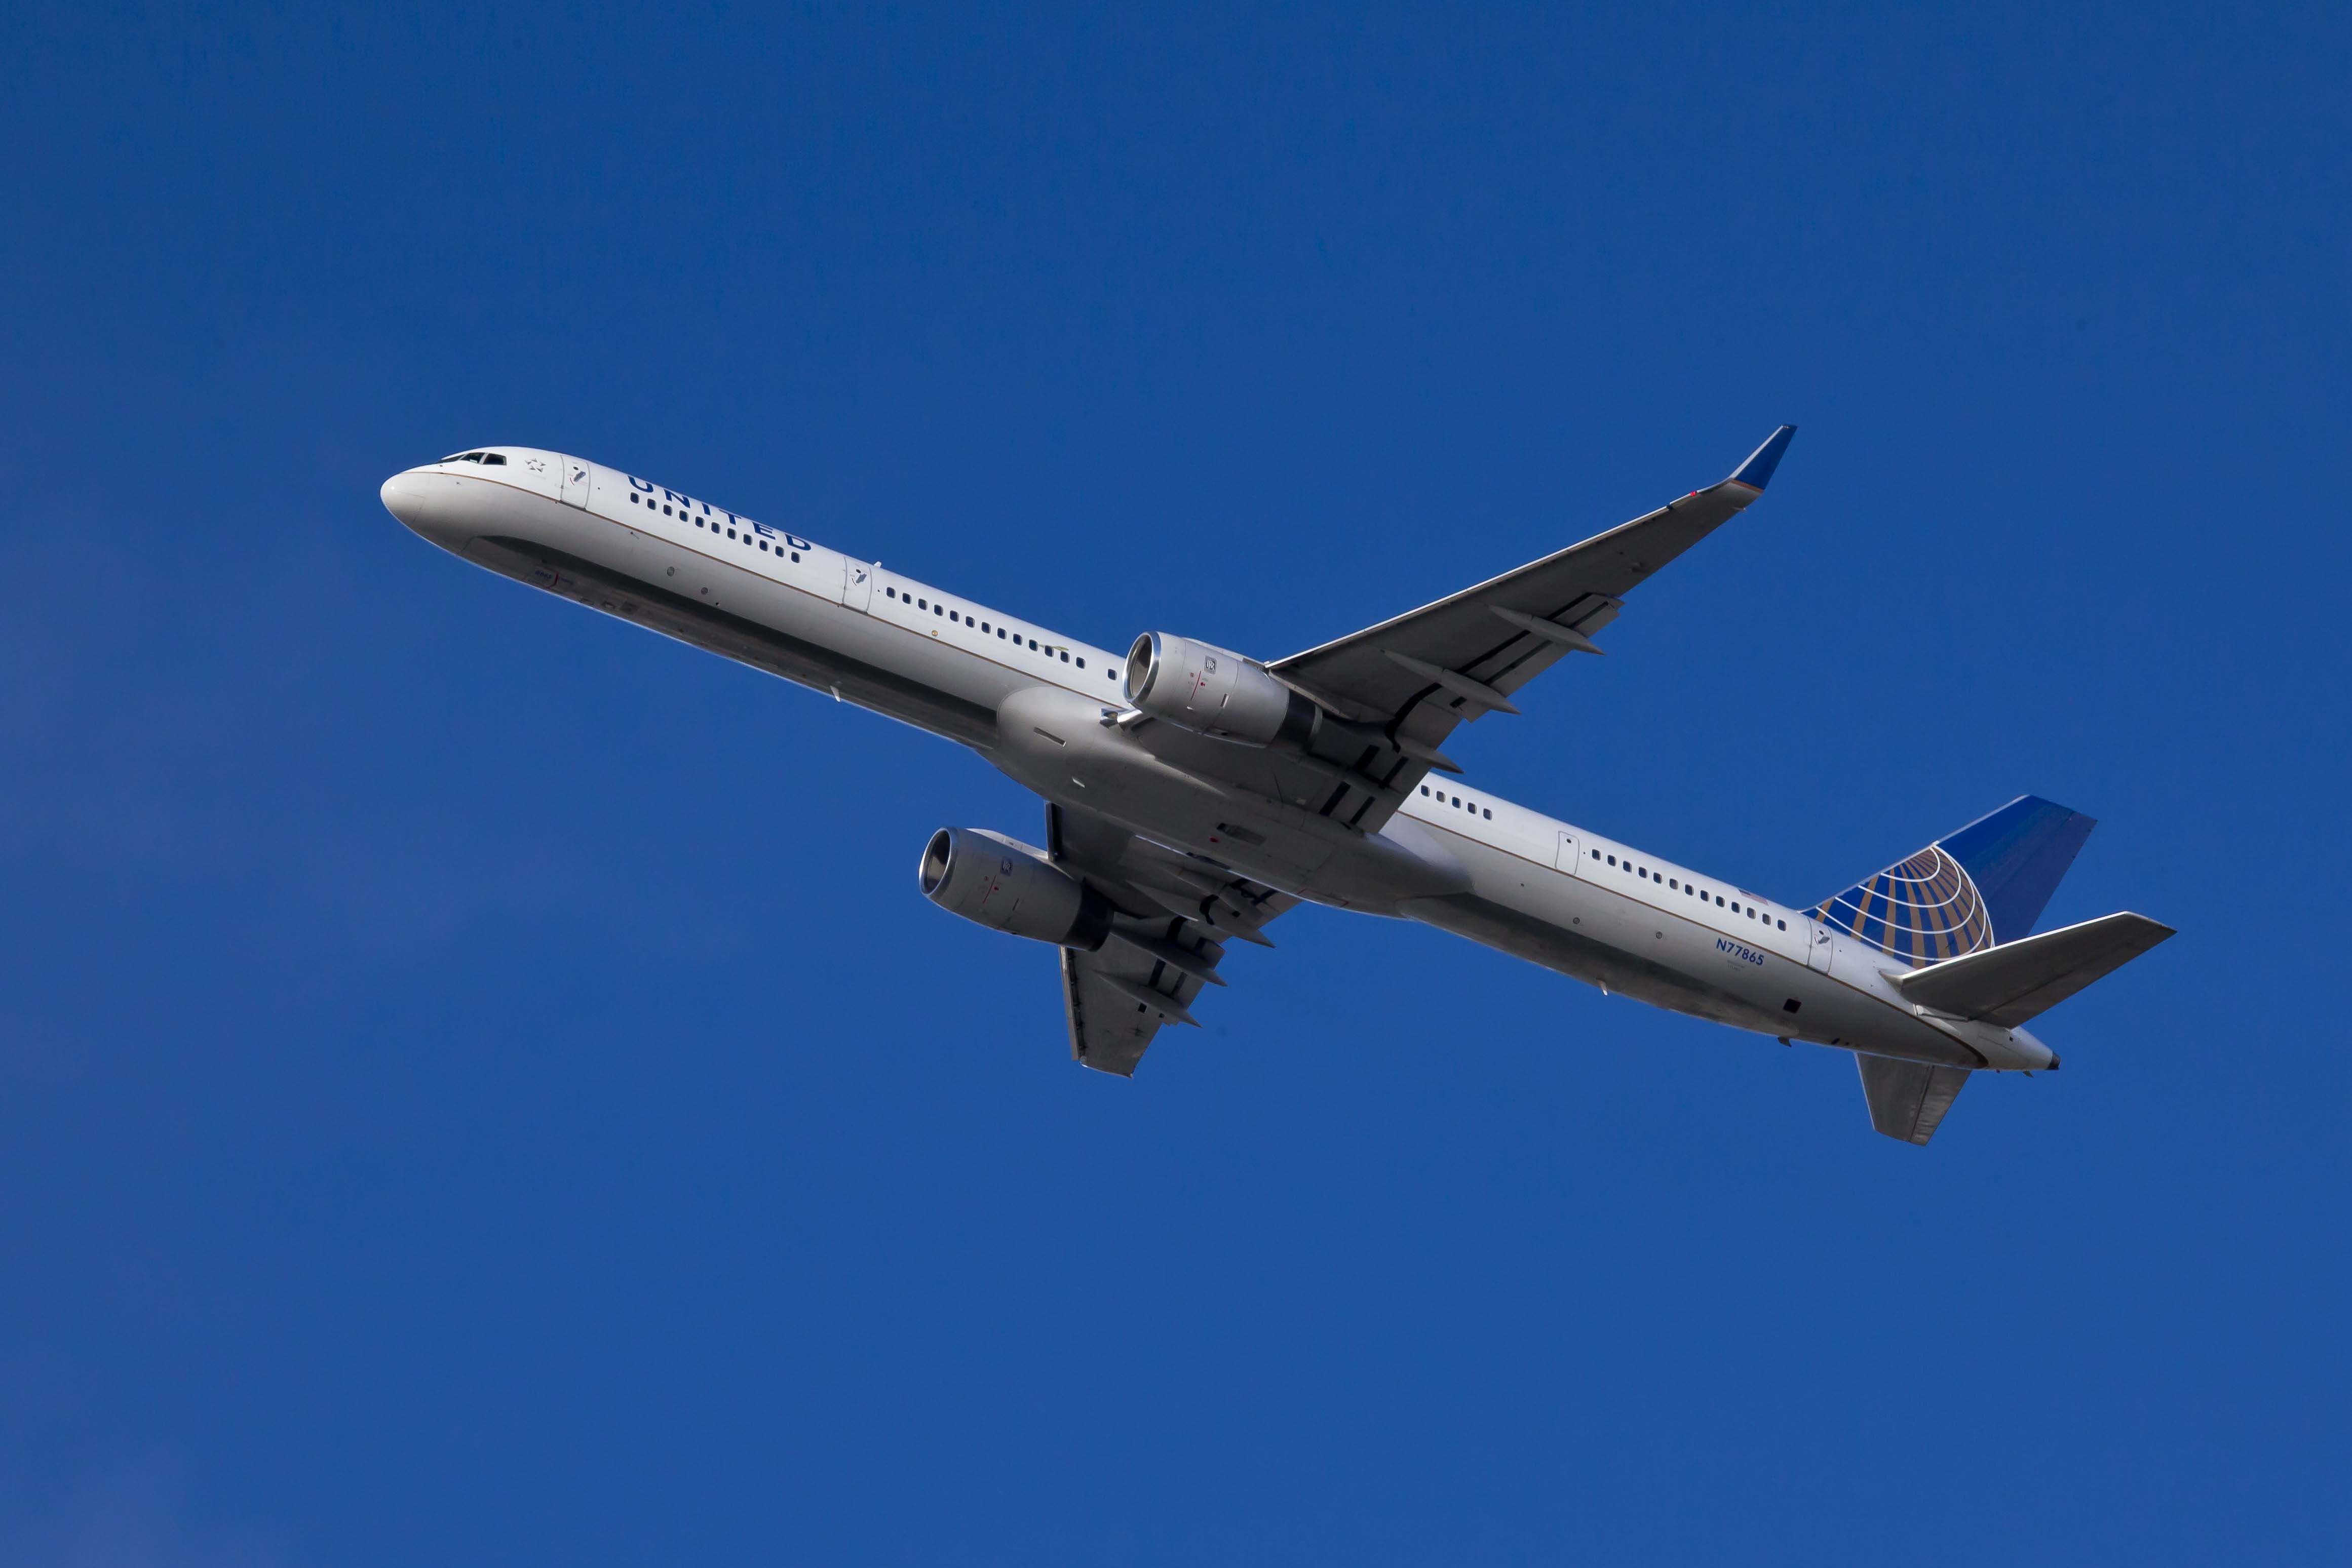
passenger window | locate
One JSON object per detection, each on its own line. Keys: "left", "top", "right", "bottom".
{"left": 1420, "top": 787, "right": 1430, "bottom": 796}
{"left": 791, "top": 552, "right": 801, "bottom": 562}
{"left": 1592, "top": 849, "right": 1600, "bottom": 859}
{"left": 1717, "top": 896, "right": 1725, "bottom": 906}
{"left": 1060, "top": 651, "right": 1069, "bottom": 662}
{"left": 629, "top": 492, "right": 640, "bottom": 503}
{"left": 997, "top": 629, "right": 1007, "bottom": 639}
{"left": 1076, "top": 658, "right": 1086, "bottom": 669}
{"left": 1607, "top": 855, "right": 1616, "bottom": 866}
{"left": 1778, "top": 919, "right": 1787, "bottom": 930}
{"left": 1482, "top": 808, "right": 1491, "bottom": 819}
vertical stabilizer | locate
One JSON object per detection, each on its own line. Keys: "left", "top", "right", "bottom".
{"left": 1815, "top": 796, "right": 2097, "bottom": 967}
{"left": 1935, "top": 796, "right": 2098, "bottom": 945}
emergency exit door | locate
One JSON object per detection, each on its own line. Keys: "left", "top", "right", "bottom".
{"left": 559, "top": 456, "right": 591, "bottom": 509}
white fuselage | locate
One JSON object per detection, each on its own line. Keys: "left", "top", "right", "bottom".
{"left": 381, "top": 449, "right": 2053, "bottom": 1074}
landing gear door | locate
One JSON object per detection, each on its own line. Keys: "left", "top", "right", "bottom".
{"left": 1554, "top": 831, "right": 1583, "bottom": 874}
{"left": 1805, "top": 918, "right": 1835, "bottom": 973}
{"left": 559, "top": 456, "right": 592, "bottom": 510}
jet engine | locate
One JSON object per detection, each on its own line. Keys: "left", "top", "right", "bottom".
{"left": 1123, "top": 633, "right": 1318, "bottom": 746}
{"left": 918, "top": 827, "right": 1114, "bottom": 949}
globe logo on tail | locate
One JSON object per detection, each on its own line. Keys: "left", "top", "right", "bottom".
{"left": 1814, "top": 844, "right": 1994, "bottom": 968}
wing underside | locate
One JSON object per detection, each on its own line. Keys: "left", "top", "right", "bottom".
{"left": 1048, "top": 801, "right": 1298, "bottom": 1076}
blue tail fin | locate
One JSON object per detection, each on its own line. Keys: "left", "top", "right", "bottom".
{"left": 1815, "top": 796, "right": 2097, "bottom": 967}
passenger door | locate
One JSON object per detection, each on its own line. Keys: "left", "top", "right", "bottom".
{"left": 842, "top": 558, "right": 874, "bottom": 613}
{"left": 1805, "top": 918, "right": 1835, "bottom": 973}
{"left": 559, "top": 456, "right": 591, "bottom": 509}
{"left": 1555, "top": 831, "right": 1582, "bottom": 873}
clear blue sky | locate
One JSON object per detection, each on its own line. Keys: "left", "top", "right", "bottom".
{"left": 5, "top": 4, "right": 2346, "bottom": 1562}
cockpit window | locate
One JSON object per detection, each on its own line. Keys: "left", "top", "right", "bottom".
{"left": 481, "top": 453, "right": 506, "bottom": 465}
{"left": 438, "top": 451, "right": 498, "bottom": 464}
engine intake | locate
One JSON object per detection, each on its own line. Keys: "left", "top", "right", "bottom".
{"left": 1123, "top": 633, "right": 1318, "bottom": 746}
{"left": 918, "top": 827, "right": 1114, "bottom": 950}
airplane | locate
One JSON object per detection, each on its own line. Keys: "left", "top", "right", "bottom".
{"left": 380, "top": 429, "right": 2170, "bottom": 1146}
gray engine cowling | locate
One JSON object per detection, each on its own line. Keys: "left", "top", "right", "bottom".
{"left": 1123, "top": 633, "right": 1318, "bottom": 746}
{"left": 918, "top": 827, "right": 1114, "bottom": 950}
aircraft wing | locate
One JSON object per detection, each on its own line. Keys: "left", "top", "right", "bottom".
{"left": 1267, "top": 427, "right": 1795, "bottom": 781}
{"left": 1047, "top": 801, "right": 1298, "bottom": 1076}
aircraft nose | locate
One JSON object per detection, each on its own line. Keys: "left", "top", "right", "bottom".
{"left": 380, "top": 471, "right": 428, "bottom": 528}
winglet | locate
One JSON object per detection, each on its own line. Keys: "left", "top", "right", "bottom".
{"left": 1728, "top": 425, "right": 1797, "bottom": 491}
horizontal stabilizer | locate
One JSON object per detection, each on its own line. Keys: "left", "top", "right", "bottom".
{"left": 1857, "top": 1055, "right": 1971, "bottom": 1146}
{"left": 1891, "top": 912, "right": 2174, "bottom": 1027}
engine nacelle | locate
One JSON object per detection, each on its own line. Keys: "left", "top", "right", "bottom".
{"left": 917, "top": 827, "right": 1114, "bottom": 950}
{"left": 1123, "top": 633, "right": 1318, "bottom": 746}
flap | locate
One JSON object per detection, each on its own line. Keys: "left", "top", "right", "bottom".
{"left": 1046, "top": 802, "right": 1298, "bottom": 1076}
